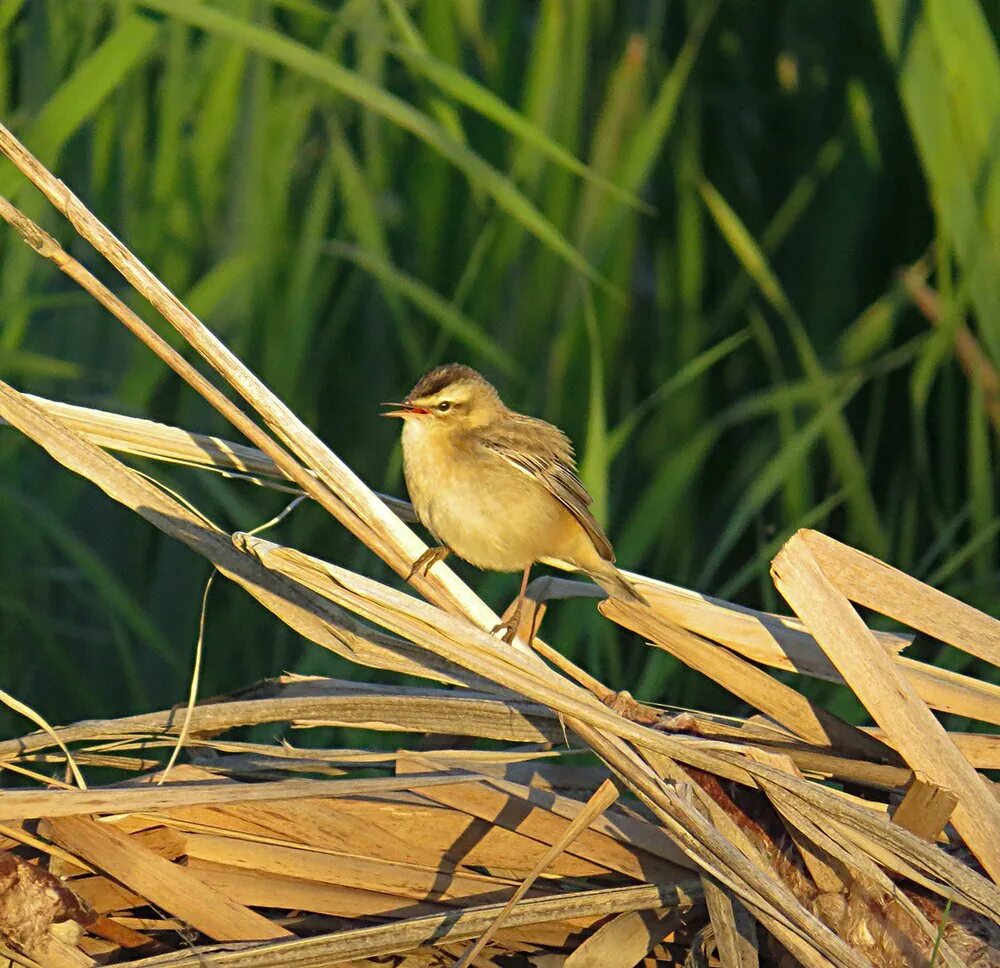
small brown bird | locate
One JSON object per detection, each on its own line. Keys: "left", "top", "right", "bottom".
{"left": 382, "top": 363, "right": 646, "bottom": 641}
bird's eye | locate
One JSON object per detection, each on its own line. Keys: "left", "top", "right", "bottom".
{"left": 437, "top": 401, "right": 452, "bottom": 412}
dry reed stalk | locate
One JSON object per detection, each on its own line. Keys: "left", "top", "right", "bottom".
{"left": 773, "top": 531, "right": 1000, "bottom": 884}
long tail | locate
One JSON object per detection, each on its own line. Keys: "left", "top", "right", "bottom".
{"left": 587, "top": 561, "right": 649, "bottom": 607}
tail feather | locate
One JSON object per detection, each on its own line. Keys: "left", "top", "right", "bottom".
{"left": 587, "top": 562, "right": 649, "bottom": 606}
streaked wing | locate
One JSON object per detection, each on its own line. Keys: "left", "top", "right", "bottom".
{"left": 481, "top": 416, "right": 615, "bottom": 562}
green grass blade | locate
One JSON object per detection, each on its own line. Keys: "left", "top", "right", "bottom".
{"left": 326, "top": 242, "right": 517, "bottom": 373}
{"left": 0, "top": 0, "right": 25, "bottom": 33}
{"left": 578, "top": 289, "right": 609, "bottom": 526}
{"left": 382, "top": 0, "right": 466, "bottom": 144}
{"left": 392, "top": 45, "right": 649, "bottom": 213}
{"left": 608, "top": 329, "right": 751, "bottom": 459}
{"left": 0, "top": 14, "right": 159, "bottom": 195}
{"left": 618, "top": 0, "right": 719, "bottom": 196}
{"left": 0, "top": 488, "right": 182, "bottom": 675}
{"left": 132, "top": 0, "right": 613, "bottom": 293}
{"left": 697, "top": 381, "right": 861, "bottom": 588}
{"left": 872, "top": 0, "right": 1000, "bottom": 359}
{"left": 699, "top": 176, "right": 889, "bottom": 555}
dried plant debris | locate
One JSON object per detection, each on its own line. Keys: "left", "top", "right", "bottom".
{"left": 0, "top": 662, "right": 997, "bottom": 966}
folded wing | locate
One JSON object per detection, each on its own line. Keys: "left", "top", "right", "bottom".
{"left": 481, "top": 414, "right": 615, "bottom": 562}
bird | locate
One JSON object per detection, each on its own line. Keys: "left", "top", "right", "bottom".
{"left": 382, "top": 363, "right": 647, "bottom": 642}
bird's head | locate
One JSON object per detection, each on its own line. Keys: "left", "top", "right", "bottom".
{"left": 381, "top": 363, "right": 503, "bottom": 432}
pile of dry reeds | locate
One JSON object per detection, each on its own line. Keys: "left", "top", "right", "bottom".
{"left": 0, "top": 122, "right": 999, "bottom": 968}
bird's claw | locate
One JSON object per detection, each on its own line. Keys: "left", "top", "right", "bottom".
{"left": 490, "top": 617, "right": 519, "bottom": 644}
{"left": 405, "top": 546, "right": 449, "bottom": 581}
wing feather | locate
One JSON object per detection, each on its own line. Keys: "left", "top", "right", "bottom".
{"left": 481, "top": 416, "right": 615, "bottom": 562}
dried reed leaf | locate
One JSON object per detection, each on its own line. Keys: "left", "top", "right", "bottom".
{"left": 0, "top": 773, "right": 476, "bottom": 822}
{"left": 483, "top": 775, "right": 693, "bottom": 872}
{"left": 634, "top": 572, "right": 1000, "bottom": 726}
{"left": 228, "top": 536, "right": 760, "bottom": 783}
{"left": 400, "top": 761, "right": 665, "bottom": 881}
{"left": 64, "top": 877, "right": 145, "bottom": 917}
{"left": 803, "top": 531, "right": 1000, "bottom": 667}
{"left": 181, "top": 833, "right": 524, "bottom": 905}
{"left": 600, "top": 599, "right": 893, "bottom": 762}
{"left": 9, "top": 395, "right": 416, "bottom": 519}
{"left": 570, "top": 722, "right": 869, "bottom": 968}
{"left": 0, "top": 689, "right": 85, "bottom": 790}
{"left": 161, "top": 795, "right": 607, "bottom": 877}
{"left": 560, "top": 908, "right": 686, "bottom": 967}
{"left": 187, "top": 860, "right": 448, "bottom": 919}
{"left": 44, "top": 817, "right": 290, "bottom": 942}
{"left": 0, "top": 686, "right": 559, "bottom": 762}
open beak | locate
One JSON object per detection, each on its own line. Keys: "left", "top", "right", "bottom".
{"left": 380, "top": 401, "right": 429, "bottom": 418}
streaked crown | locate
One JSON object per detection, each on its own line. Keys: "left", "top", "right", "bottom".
{"left": 407, "top": 363, "right": 495, "bottom": 402}
{"left": 404, "top": 363, "right": 502, "bottom": 417}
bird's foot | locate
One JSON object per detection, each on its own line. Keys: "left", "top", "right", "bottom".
{"left": 490, "top": 615, "right": 519, "bottom": 644}
{"left": 601, "top": 689, "right": 660, "bottom": 724}
{"left": 405, "top": 546, "right": 449, "bottom": 581}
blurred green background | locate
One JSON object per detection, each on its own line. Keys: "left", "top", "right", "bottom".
{"left": 0, "top": 0, "right": 998, "bottom": 737}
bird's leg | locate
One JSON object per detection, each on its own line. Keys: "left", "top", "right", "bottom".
{"left": 405, "top": 545, "right": 450, "bottom": 581}
{"left": 491, "top": 564, "right": 533, "bottom": 644}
